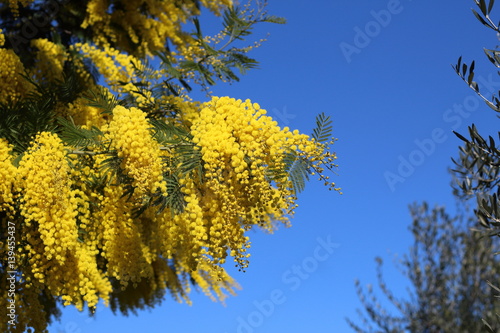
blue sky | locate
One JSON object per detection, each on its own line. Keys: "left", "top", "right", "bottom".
{"left": 50, "top": 0, "right": 500, "bottom": 332}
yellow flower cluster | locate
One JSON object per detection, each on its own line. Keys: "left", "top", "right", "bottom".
{"left": 106, "top": 105, "right": 167, "bottom": 201}
{"left": 17, "top": 132, "right": 112, "bottom": 312}
{"left": 0, "top": 139, "right": 16, "bottom": 213}
{"left": 188, "top": 259, "right": 238, "bottom": 302}
{"left": 92, "top": 181, "right": 151, "bottom": 285}
{"left": 2, "top": 0, "right": 34, "bottom": 16}
{"left": 82, "top": 158, "right": 237, "bottom": 304}
{"left": 73, "top": 42, "right": 139, "bottom": 91}
{"left": 81, "top": 0, "right": 109, "bottom": 33}
{"left": 18, "top": 132, "right": 79, "bottom": 262}
{"left": 71, "top": 42, "right": 156, "bottom": 107}
{"left": 0, "top": 47, "right": 30, "bottom": 104}
{"left": 31, "top": 38, "right": 68, "bottom": 82}
{"left": 81, "top": 0, "right": 232, "bottom": 57}
{"left": 0, "top": 144, "right": 45, "bottom": 333}
{"left": 200, "top": 0, "right": 233, "bottom": 14}
{"left": 65, "top": 96, "right": 108, "bottom": 129}
{"left": 192, "top": 97, "right": 314, "bottom": 201}
{"left": 187, "top": 96, "right": 336, "bottom": 267}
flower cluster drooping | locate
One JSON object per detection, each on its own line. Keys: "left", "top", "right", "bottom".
{"left": 14, "top": 132, "right": 112, "bottom": 317}
{"left": 187, "top": 96, "right": 339, "bottom": 267}
{"left": 80, "top": 0, "right": 231, "bottom": 56}
{"left": 72, "top": 43, "right": 140, "bottom": 92}
{"left": 105, "top": 105, "right": 167, "bottom": 201}
{"left": 0, "top": 139, "right": 15, "bottom": 213}
{"left": 31, "top": 39, "right": 68, "bottom": 83}
{"left": 0, "top": 47, "right": 30, "bottom": 104}
{"left": 2, "top": 0, "right": 35, "bottom": 16}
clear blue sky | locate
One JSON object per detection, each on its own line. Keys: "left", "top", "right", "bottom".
{"left": 50, "top": 0, "right": 500, "bottom": 332}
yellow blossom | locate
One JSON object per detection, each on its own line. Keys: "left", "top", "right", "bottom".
{"left": 106, "top": 105, "right": 167, "bottom": 201}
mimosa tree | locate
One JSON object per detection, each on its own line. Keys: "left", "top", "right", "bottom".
{"left": 0, "top": 1, "right": 340, "bottom": 332}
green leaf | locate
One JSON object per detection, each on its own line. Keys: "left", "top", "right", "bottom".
{"left": 484, "top": 48, "right": 497, "bottom": 65}
{"left": 150, "top": 119, "right": 189, "bottom": 144}
{"left": 482, "top": 319, "right": 496, "bottom": 333}
{"left": 193, "top": 17, "right": 201, "bottom": 36}
{"left": 470, "top": 124, "right": 487, "bottom": 146}
{"left": 82, "top": 87, "right": 119, "bottom": 115}
{"left": 467, "top": 61, "right": 475, "bottom": 85}
{"left": 177, "top": 143, "right": 203, "bottom": 175}
{"left": 58, "top": 117, "right": 103, "bottom": 148}
{"left": 472, "top": 9, "right": 494, "bottom": 29}
{"left": 282, "top": 151, "right": 312, "bottom": 194}
{"left": 489, "top": 135, "right": 496, "bottom": 151}
{"left": 262, "top": 15, "right": 287, "bottom": 24}
{"left": 154, "top": 174, "right": 186, "bottom": 215}
{"left": 55, "top": 61, "right": 86, "bottom": 104}
{"left": 312, "top": 112, "right": 333, "bottom": 143}
{"left": 456, "top": 56, "right": 462, "bottom": 74}
{"left": 488, "top": 0, "right": 495, "bottom": 14}
{"left": 480, "top": 0, "right": 488, "bottom": 15}
{"left": 453, "top": 131, "right": 470, "bottom": 143}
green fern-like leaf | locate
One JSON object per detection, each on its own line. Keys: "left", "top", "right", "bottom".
{"left": 55, "top": 61, "right": 86, "bottom": 104}
{"left": 58, "top": 117, "right": 103, "bottom": 148}
{"left": 177, "top": 143, "right": 203, "bottom": 175}
{"left": 222, "top": 6, "right": 252, "bottom": 39}
{"left": 151, "top": 118, "right": 203, "bottom": 178}
{"left": 99, "top": 152, "right": 124, "bottom": 185}
{"left": 0, "top": 80, "right": 58, "bottom": 154}
{"left": 150, "top": 119, "right": 190, "bottom": 144}
{"left": 82, "top": 87, "right": 119, "bottom": 114}
{"left": 226, "top": 52, "right": 259, "bottom": 75}
{"left": 282, "top": 151, "right": 312, "bottom": 194}
{"left": 152, "top": 174, "right": 186, "bottom": 215}
{"left": 265, "top": 161, "right": 287, "bottom": 184}
{"left": 262, "top": 15, "right": 287, "bottom": 24}
{"left": 312, "top": 112, "right": 333, "bottom": 143}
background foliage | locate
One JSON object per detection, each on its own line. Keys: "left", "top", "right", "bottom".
{"left": 348, "top": 0, "right": 500, "bottom": 331}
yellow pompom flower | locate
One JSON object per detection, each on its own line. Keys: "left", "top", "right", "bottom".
{"left": 106, "top": 105, "right": 167, "bottom": 201}
{"left": 184, "top": 96, "right": 336, "bottom": 269}
{"left": 0, "top": 29, "right": 5, "bottom": 47}
{"left": 31, "top": 38, "right": 68, "bottom": 82}
{"left": 72, "top": 42, "right": 140, "bottom": 93}
{"left": 66, "top": 96, "right": 109, "bottom": 129}
{"left": 3, "top": 0, "right": 34, "bottom": 16}
{"left": 0, "top": 48, "right": 30, "bottom": 104}
{"left": 17, "top": 132, "right": 112, "bottom": 312}
{"left": 18, "top": 132, "right": 79, "bottom": 265}
{"left": 0, "top": 139, "right": 16, "bottom": 212}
